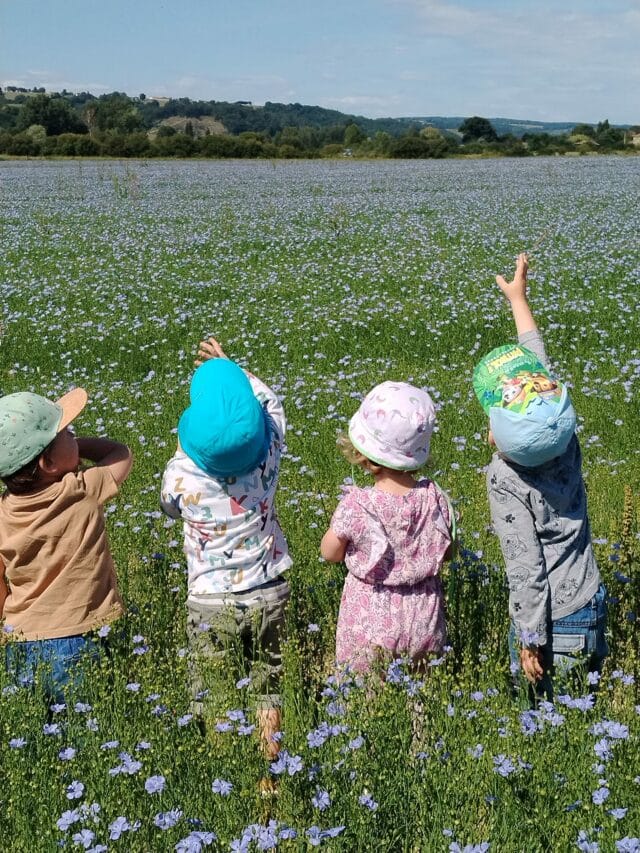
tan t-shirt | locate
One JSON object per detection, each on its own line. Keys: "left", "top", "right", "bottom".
{"left": 0, "top": 467, "right": 124, "bottom": 640}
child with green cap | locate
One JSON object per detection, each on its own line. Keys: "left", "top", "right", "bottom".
{"left": 0, "top": 388, "right": 133, "bottom": 702}
{"left": 160, "top": 338, "right": 291, "bottom": 760}
{"left": 473, "top": 253, "right": 607, "bottom": 700}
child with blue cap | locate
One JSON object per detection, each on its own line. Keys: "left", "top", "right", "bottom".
{"left": 473, "top": 253, "right": 607, "bottom": 700}
{"left": 161, "top": 338, "right": 291, "bottom": 760}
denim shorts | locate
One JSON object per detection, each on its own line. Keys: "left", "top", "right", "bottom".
{"left": 5, "top": 633, "right": 104, "bottom": 705}
{"left": 510, "top": 583, "right": 608, "bottom": 700}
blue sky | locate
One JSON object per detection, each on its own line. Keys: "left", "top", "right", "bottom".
{"left": 1, "top": 0, "right": 638, "bottom": 123}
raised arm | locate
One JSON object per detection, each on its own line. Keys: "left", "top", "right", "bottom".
{"left": 496, "top": 253, "right": 537, "bottom": 337}
{"left": 195, "top": 336, "right": 286, "bottom": 438}
{"left": 76, "top": 438, "right": 133, "bottom": 486}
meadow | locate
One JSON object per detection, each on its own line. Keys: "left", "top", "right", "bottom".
{"left": 0, "top": 156, "right": 638, "bottom": 852}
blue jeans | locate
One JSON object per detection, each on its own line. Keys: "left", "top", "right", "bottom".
{"left": 510, "top": 584, "right": 608, "bottom": 702}
{"left": 5, "top": 633, "right": 103, "bottom": 705}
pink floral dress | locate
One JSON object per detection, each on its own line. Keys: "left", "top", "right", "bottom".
{"left": 330, "top": 479, "right": 452, "bottom": 672}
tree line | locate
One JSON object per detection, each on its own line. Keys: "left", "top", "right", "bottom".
{"left": 0, "top": 90, "right": 636, "bottom": 159}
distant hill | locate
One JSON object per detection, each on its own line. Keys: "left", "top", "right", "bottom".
{"left": 1, "top": 85, "right": 632, "bottom": 140}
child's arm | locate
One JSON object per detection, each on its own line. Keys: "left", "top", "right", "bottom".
{"left": 76, "top": 438, "right": 133, "bottom": 486}
{"left": 320, "top": 528, "right": 348, "bottom": 563}
{"left": 0, "top": 556, "right": 8, "bottom": 618}
{"left": 496, "top": 253, "right": 537, "bottom": 337}
{"left": 196, "top": 336, "right": 286, "bottom": 438}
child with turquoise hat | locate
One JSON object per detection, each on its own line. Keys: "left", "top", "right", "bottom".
{"left": 473, "top": 253, "right": 607, "bottom": 700}
{"left": 161, "top": 337, "right": 291, "bottom": 761}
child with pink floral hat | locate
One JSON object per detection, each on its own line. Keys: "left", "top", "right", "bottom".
{"left": 321, "top": 381, "right": 455, "bottom": 673}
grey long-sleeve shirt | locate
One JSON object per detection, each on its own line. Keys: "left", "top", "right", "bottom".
{"left": 487, "top": 329, "right": 600, "bottom": 646}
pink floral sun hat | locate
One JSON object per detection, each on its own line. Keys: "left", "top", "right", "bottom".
{"left": 348, "top": 381, "right": 436, "bottom": 471}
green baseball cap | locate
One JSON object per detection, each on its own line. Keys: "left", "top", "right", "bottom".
{"left": 0, "top": 388, "right": 87, "bottom": 477}
{"left": 472, "top": 344, "right": 562, "bottom": 415}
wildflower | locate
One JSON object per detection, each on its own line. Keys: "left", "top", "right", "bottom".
{"left": 43, "top": 723, "right": 61, "bottom": 736}
{"left": 215, "top": 721, "right": 233, "bottom": 733}
{"left": 74, "top": 702, "right": 92, "bottom": 714}
{"left": 100, "top": 740, "right": 119, "bottom": 750}
{"left": 9, "top": 737, "right": 27, "bottom": 748}
{"left": 66, "top": 780, "right": 85, "bottom": 800}
{"left": 126, "top": 682, "right": 140, "bottom": 692}
{"left": 307, "top": 623, "right": 320, "bottom": 633}
{"left": 468, "top": 744, "right": 484, "bottom": 759}
{"left": 594, "top": 739, "right": 612, "bottom": 761}
{"left": 358, "top": 791, "right": 378, "bottom": 811}
{"left": 108, "top": 816, "right": 140, "bottom": 841}
{"left": 177, "top": 714, "right": 193, "bottom": 727}
{"left": 56, "top": 809, "right": 81, "bottom": 831}
{"left": 145, "top": 775, "right": 166, "bottom": 794}
{"left": 155, "top": 809, "right": 183, "bottom": 829}
{"left": 175, "top": 831, "right": 216, "bottom": 852}
{"left": 59, "top": 747, "right": 77, "bottom": 761}
{"left": 348, "top": 735, "right": 364, "bottom": 750}
{"left": 493, "top": 754, "right": 517, "bottom": 778}
{"left": 51, "top": 702, "right": 66, "bottom": 713}
{"left": 306, "top": 825, "right": 345, "bottom": 846}
{"left": 71, "top": 828, "right": 95, "bottom": 849}
{"left": 609, "top": 808, "right": 628, "bottom": 820}
{"left": 311, "top": 789, "right": 331, "bottom": 811}
{"left": 576, "top": 831, "right": 599, "bottom": 853}
{"left": 237, "top": 724, "right": 256, "bottom": 735}
{"left": 211, "top": 778, "right": 233, "bottom": 796}
{"left": 270, "top": 750, "right": 303, "bottom": 776}
{"left": 97, "top": 625, "right": 111, "bottom": 638}
{"left": 615, "top": 839, "right": 640, "bottom": 853}
{"left": 592, "top": 787, "right": 610, "bottom": 805}
{"left": 86, "top": 718, "right": 99, "bottom": 732}
{"left": 235, "top": 677, "right": 251, "bottom": 688}
{"left": 449, "top": 843, "right": 490, "bottom": 853}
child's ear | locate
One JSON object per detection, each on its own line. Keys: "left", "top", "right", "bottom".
{"left": 38, "top": 448, "right": 58, "bottom": 476}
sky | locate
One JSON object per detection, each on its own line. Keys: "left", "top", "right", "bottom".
{"left": 1, "top": 0, "right": 638, "bottom": 123}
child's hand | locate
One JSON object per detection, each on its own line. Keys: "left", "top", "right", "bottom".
{"left": 519, "top": 646, "right": 544, "bottom": 683}
{"left": 496, "top": 252, "right": 529, "bottom": 303}
{"left": 195, "top": 337, "right": 229, "bottom": 366}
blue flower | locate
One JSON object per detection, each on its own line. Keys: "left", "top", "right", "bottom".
{"left": 56, "top": 809, "right": 81, "bottom": 831}
{"left": 575, "top": 831, "right": 599, "bottom": 853}
{"left": 174, "top": 830, "right": 216, "bottom": 852}
{"left": 311, "top": 789, "right": 331, "bottom": 811}
{"left": 108, "top": 816, "right": 140, "bottom": 840}
{"left": 615, "top": 839, "right": 639, "bottom": 853}
{"left": 493, "top": 755, "right": 517, "bottom": 778}
{"left": 609, "top": 808, "right": 628, "bottom": 820}
{"left": 358, "top": 791, "right": 378, "bottom": 811}
{"left": 65, "top": 780, "right": 85, "bottom": 800}
{"left": 71, "top": 828, "right": 95, "bottom": 849}
{"left": 59, "top": 747, "right": 77, "bottom": 761}
{"left": 154, "top": 809, "right": 183, "bottom": 829}
{"left": 211, "top": 778, "right": 233, "bottom": 796}
{"left": 145, "top": 775, "right": 166, "bottom": 794}
{"left": 592, "top": 787, "right": 610, "bottom": 805}
{"left": 9, "top": 737, "right": 27, "bottom": 749}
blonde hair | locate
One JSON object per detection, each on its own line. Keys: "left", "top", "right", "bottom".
{"left": 337, "top": 432, "right": 431, "bottom": 476}
{"left": 337, "top": 433, "right": 385, "bottom": 475}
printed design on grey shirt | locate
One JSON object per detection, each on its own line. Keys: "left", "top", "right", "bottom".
{"left": 501, "top": 533, "right": 527, "bottom": 560}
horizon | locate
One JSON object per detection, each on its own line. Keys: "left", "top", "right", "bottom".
{"left": 0, "top": 85, "right": 612, "bottom": 129}
{"left": 1, "top": 1, "right": 638, "bottom": 125}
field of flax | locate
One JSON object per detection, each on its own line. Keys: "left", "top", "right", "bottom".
{"left": 0, "top": 157, "right": 639, "bottom": 853}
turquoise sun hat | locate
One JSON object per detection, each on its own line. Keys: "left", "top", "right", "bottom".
{"left": 0, "top": 388, "right": 88, "bottom": 478}
{"left": 473, "top": 344, "right": 576, "bottom": 467}
{"left": 178, "top": 359, "right": 270, "bottom": 478}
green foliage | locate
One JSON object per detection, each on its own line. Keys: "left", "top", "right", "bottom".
{"left": 16, "top": 94, "right": 87, "bottom": 136}
{"left": 459, "top": 116, "right": 498, "bottom": 144}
